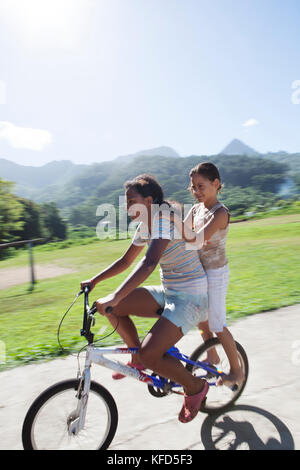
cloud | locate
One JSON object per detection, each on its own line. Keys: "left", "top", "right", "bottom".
{"left": 0, "top": 121, "right": 52, "bottom": 150}
{"left": 242, "top": 118, "right": 259, "bottom": 127}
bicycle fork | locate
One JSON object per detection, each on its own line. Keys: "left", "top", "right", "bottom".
{"left": 68, "top": 357, "right": 92, "bottom": 436}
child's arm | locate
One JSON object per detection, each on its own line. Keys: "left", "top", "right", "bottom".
{"left": 173, "top": 207, "right": 229, "bottom": 247}
{"left": 199, "top": 207, "right": 229, "bottom": 242}
{"left": 81, "top": 243, "right": 145, "bottom": 291}
{"left": 110, "top": 238, "right": 170, "bottom": 304}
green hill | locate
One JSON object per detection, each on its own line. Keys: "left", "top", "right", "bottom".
{"left": 57, "top": 153, "right": 290, "bottom": 223}
{"left": 1, "top": 145, "right": 299, "bottom": 224}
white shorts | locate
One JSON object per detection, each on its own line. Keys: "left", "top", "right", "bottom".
{"left": 206, "top": 265, "right": 229, "bottom": 333}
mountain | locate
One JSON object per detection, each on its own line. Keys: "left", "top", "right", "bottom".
{"left": 0, "top": 158, "right": 86, "bottom": 188}
{"left": 2, "top": 143, "right": 299, "bottom": 212}
{"left": 0, "top": 158, "right": 87, "bottom": 199}
{"left": 1, "top": 150, "right": 294, "bottom": 223}
{"left": 115, "top": 146, "right": 181, "bottom": 165}
{"left": 220, "top": 139, "right": 260, "bottom": 157}
{"left": 0, "top": 146, "right": 181, "bottom": 200}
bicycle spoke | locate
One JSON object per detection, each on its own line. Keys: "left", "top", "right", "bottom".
{"left": 187, "top": 339, "right": 248, "bottom": 414}
{"left": 23, "top": 380, "right": 117, "bottom": 450}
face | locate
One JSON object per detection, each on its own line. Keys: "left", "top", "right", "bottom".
{"left": 190, "top": 173, "right": 219, "bottom": 203}
{"left": 125, "top": 188, "right": 152, "bottom": 221}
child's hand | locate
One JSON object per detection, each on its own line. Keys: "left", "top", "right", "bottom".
{"left": 80, "top": 279, "right": 96, "bottom": 292}
{"left": 95, "top": 293, "right": 120, "bottom": 315}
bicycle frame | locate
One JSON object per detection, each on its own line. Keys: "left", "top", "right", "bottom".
{"left": 71, "top": 287, "right": 225, "bottom": 435}
{"left": 21, "top": 288, "right": 247, "bottom": 450}
{"left": 80, "top": 286, "right": 224, "bottom": 385}
{"left": 84, "top": 344, "right": 223, "bottom": 387}
{"left": 72, "top": 342, "right": 224, "bottom": 435}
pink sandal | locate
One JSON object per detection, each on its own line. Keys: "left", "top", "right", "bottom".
{"left": 112, "top": 362, "right": 145, "bottom": 380}
{"left": 178, "top": 381, "right": 209, "bottom": 423}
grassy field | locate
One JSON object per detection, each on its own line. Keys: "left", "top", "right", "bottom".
{"left": 0, "top": 213, "right": 300, "bottom": 370}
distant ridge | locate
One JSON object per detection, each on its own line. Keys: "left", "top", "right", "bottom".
{"left": 0, "top": 158, "right": 86, "bottom": 188}
{"left": 0, "top": 146, "right": 181, "bottom": 200}
{"left": 0, "top": 146, "right": 180, "bottom": 184}
{"left": 0, "top": 148, "right": 296, "bottom": 211}
{"left": 220, "top": 139, "right": 259, "bottom": 156}
{"left": 116, "top": 146, "right": 181, "bottom": 164}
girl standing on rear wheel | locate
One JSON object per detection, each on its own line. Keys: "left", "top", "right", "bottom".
{"left": 173, "top": 162, "right": 244, "bottom": 388}
{"left": 81, "top": 174, "right": 209, "bottom": 423}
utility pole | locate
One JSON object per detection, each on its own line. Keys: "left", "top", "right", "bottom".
{"left": 27, "top": 241, "right": 36, "bottom": 289}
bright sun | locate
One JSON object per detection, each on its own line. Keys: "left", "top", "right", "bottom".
{"left": 1, "top": 0, "right": 95, "bottom": 50}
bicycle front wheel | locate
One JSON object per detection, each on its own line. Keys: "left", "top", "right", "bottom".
{"left": 22, "top": 379, "right": 118, "bottom": 450}
{"left": 186, "top": 338, "right": 249, "bottom": 414}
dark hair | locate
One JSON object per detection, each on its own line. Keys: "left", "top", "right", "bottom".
{"left": 124, "top": 174, "right": 182, "bottom": 216}
{"left": 189, "top": 162, "right": 223, "bottom": 192}
{"left": 124, "top": 174, "right": 164, "bottom": 204}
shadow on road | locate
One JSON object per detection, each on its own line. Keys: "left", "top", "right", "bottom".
{"left": 200, "top": 404, "right": 295, "bottom": 450}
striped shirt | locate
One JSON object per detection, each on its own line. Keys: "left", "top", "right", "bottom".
{"left": 132, "top": 212, "right": 207, "bottom": 294}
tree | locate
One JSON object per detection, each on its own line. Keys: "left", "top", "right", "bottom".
{"left": 0, "top": 178, "right": 24, "bottom": 244}
{"left": 40, "top": 202, "right": 67, "bottom": 240}
{"left": 251, "top": 174, "right": 285, "bottom": 193}
{"left": 14, "top": 198, "right": 47, "bottom": 240}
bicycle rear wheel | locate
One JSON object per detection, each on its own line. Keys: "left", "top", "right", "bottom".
{"left": 22, "top": 379, "right": 118, "bottom": 450}
{"left": 186, "top": 338, "right": 248, "bottom": 414}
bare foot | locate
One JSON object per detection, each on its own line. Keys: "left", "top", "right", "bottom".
{"left": 216, "top": 370, "right": 245, "bottom": 389}
{"left": 203, "top": 352, "right": 221, "bottom": 365}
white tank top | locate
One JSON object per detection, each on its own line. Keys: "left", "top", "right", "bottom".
{"left": 193, "top": 202, "right": 229, "bottom": 270}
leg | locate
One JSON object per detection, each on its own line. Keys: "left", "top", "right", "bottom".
{"left": 216, "top": 327, "right": 245, "bottom": 387}
{"left": 198, "top": 320, "right": 220, "bottom": 364}
{"left": 139, "top": 317, "right": 206, "bottom": 396}
{"left": 139, "top": 317, "right": 209, "bottom": 423}
{"left": 198, "top": 320, "right": 213, "bottom": 341}
{"left": 105, "top": 287, "right": 160, "bottom": 364}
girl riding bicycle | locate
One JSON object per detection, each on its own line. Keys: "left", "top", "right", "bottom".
{"left": 81, "top": 174, "right": 209, "bottom": 423}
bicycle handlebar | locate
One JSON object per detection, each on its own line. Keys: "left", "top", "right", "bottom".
{"left": 79, "top": 286, "right": 114, "bottom": 343}
{"left": 80, "top": 286, "right": 113, "bottom": 314}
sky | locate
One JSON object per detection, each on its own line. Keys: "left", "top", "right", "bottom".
{"left": 0, "top": 0, "right": 300, "bottom": 166}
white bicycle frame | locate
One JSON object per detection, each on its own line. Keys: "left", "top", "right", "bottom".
{"left": 69, "top": 344, "right": 153, "bottom": 436}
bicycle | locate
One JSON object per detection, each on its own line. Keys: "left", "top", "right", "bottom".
{"left": 22, "top": 287, "right": 249, "bottom": 450}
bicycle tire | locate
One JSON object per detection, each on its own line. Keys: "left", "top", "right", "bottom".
{"left": 22, "top": 379, "right": 118, "bottom": 450}
{"left": 186, "top": 338, "right": 249, "bottom": 414}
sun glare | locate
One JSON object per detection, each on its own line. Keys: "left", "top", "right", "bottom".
{"left": 1, "top": 0, "right": 95, "bottom": 50}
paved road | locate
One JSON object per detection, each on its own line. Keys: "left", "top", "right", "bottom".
{"left": 0, "top": 304, "right": 299, "bottom": 450}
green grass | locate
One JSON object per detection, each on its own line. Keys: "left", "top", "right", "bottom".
{"left": 0, "top": 214, "right": 300, "bottom": 370}
{"left": 226, "top": 215, "right": 300, "bottom": 318}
